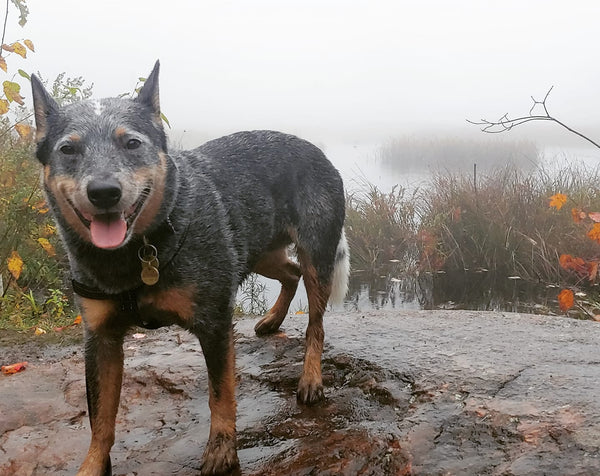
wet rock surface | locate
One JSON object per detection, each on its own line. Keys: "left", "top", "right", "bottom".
{"left": 1, "top": 310, "right": 599, "bottom": 475}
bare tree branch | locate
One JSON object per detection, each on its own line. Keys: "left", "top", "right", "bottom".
{"left": 467, "top": 87, "right": 600, "bottom": 150}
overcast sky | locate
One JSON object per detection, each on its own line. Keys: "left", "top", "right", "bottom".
{"left": 10, "top": 0, "right": 600, "bottom": 145}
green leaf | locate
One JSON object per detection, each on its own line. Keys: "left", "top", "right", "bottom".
{"left": 10, "top": 0, "right": 30, "bottom": 27}
{"left": 17, "top": 69, "right": 30, "bottom": 80}
{"left": 160, "top": 112, "right": 171, "bottom": 128}
{"left": 3, "top": 80, "right": 24, "bottom": 105}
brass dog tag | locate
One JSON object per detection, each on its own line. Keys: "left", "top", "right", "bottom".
{"left": 138, "top": 242, "right": 160, "bottom": 286}
{"left": 141, "top": 265, "right": 160, "bottom": 285}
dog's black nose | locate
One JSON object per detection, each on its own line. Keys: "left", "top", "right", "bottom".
{"left": 87, "top": 178, "right": 122, "bottom": 209}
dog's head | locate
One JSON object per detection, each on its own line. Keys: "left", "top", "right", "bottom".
{"left": 31, "top": 61, "right": 170, "bottom": 250}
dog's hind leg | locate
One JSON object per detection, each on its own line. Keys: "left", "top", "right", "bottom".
{"left": 253, "top": 247, "right": 301, "bottom": 335}
{"left": 295, "top": 249, "right": 332, "bottom": 405}
{"left": 77, "top": 299, "right": 126, "bottom": 476}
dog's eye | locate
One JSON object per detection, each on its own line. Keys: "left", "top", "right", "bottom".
{"left": 60, "top": 144, "right": 76, "bottom": 155}
{"left": 126, "top": 138, "right": 141, "bottom": 150}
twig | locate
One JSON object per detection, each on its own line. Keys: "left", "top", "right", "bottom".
{"left": 1, "top": 0, "right": 9, "bottom": 57}
{"left": 467, "top": 87, "right": 600, "bottom": 150}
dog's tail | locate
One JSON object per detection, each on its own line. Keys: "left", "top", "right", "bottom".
{"left": 329, "top": 228, "right": 350, "bottom": 305}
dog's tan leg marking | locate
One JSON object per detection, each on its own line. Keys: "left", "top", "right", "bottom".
{"left": 201, "top": 327, "right": 239, "bottom": 475}
{"left": 79, "top": 298, "right": 117, "bottom": 332}
{"left": 139, "top": 285, "right": 197, "bottom": 325}
{"left": 77, "top": 298, "right": 123, "bottom": 476}
{"left": 253, "top": 247, "right": 301, "bottom": 335}
{"left": 296, "top": 254, "right": 331, "bottom": 404}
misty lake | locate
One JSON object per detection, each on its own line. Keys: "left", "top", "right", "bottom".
{"left": 235, "top": 137, "right": 600, "bottom": 316}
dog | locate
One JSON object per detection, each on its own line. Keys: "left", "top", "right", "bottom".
{"left": 30, "top": 61, "right": 349, "bottom": 475}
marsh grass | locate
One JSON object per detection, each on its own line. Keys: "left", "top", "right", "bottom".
{"left": 345, "top": 180, "right": 419, "bottom": 273}
{"left": 346, "top": 161, "right": 600, "bottom": 287}
{"left": 420, "top": 163, "right": 600, "bottom": 283}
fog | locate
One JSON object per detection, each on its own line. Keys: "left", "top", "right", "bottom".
{"left": 15, "top": 0, "right": 600, "bottom": 146}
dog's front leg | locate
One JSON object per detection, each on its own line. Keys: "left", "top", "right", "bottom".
{"left": 77, "top": 299, "right": 126, "bottom": 476}
{"left": 192, "top": 320, "right": 239, "bottom": 476}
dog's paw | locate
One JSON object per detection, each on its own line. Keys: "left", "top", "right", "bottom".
{"left": 254, "top": 311, "right": 283, "bottom": 336}
{"left": 297, "top": 377, "right": 324, "bottom": 405}
{"left": 201, "top": 434, "right": 240, "bottom": 476}
{"left": 76, "top": 454, "right": 112, "bottom": 476}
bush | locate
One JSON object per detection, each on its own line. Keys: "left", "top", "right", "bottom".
{"left": 0, "top": 136, "right": 75, "bottom": 330}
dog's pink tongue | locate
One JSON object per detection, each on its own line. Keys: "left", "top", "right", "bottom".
{"left": 90, "top": 213, "right": 127, "bottom": 249}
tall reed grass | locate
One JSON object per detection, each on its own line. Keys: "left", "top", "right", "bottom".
{"left": 346, "top": 162, "right": 600, "bottom": 286}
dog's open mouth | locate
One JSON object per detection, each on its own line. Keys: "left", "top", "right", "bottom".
{"left": 72, "top": 186, "right": 151, "bottom": 249}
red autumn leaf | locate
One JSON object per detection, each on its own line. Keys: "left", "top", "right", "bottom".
{"left": 572, "top": 208, "right": 586, "bottom": 224}
{"left": 557, "top": 289, "right": 575, "bottom": 312}
{"left": 1, "top": 361, "right": 28, "bottom": 375}
{"left": 559, "top": 254, "right": 589, "bottom": 277}
{"left": 53, "top": 314, "right": 83, "bottom": 332}
{"left": 588, "top": 212, "right": 600, "bottom": 223}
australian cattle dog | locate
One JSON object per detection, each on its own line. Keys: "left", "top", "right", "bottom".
{"left": 31, "top": 61, "right": 349, "bottom": 475}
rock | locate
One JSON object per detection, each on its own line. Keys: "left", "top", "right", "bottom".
{"left": 0, "top": 310, "right": 599, "bottom": 475}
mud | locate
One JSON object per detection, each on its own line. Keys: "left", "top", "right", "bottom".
{"left": 1, "top": 310, "right": 600, "bottom": 475}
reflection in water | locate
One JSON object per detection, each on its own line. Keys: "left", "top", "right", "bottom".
{"left": 346, "top": 266, "right": 558, "bottom": 315}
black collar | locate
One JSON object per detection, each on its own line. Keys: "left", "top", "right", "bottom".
{"left": 71, "top": 279, "right": 140, "bottom": 312}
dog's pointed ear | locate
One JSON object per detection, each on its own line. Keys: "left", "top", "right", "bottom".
{"left": 135, "top": 60, "right": 161, "bottom": 122}
{"left": 31, "top": 74, "right": 58, "bottom": 143}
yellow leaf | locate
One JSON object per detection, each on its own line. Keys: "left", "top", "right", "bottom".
{"left": 549, "top": 193, "right": 567, "bottom": 210}
{"left": 11, "top": 42, "right": 26, "bottom": 58}
{"left": 7, "top": 250, "right": 24, "bottom": 280}
{"left": 0, "top": 56, "right": 6, "bottom": 73}
{"left": 34, "top": 327, "right": 46, "bottom": 335}
{"left": 23, "top": 39, "right": 34, "bottom": 52}
{"left": 42, "top": 224, "right": 56, "bottom": 236}
{"left": 0, "top": 99, "right": 9, "bottom": 115}
{"left": 73, "top": 315, "right": 82, "bottom": 325}
{"left": 3, "top": 80, "right": 24, "bottom": 105}
{"left": 14, "top": 123, "right": 31, "bottom": 139}
{"left": 37, "top": 237, "right": 56, "bottom": 257}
